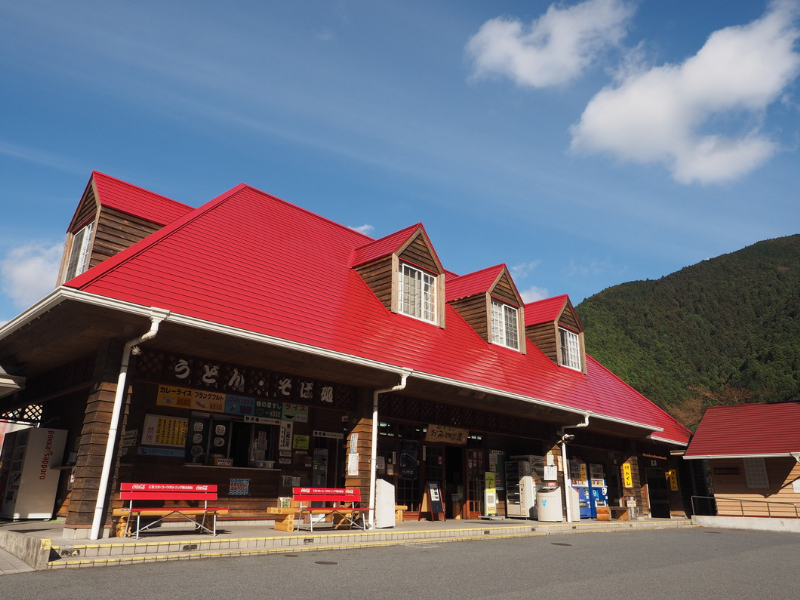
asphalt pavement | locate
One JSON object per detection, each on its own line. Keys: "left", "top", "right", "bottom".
{"left": 1, "top": 528, "right": 798, "bottom": 599}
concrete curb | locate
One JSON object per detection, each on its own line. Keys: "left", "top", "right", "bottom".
{"left": 0, "top": 530, "right": 54, "bottom": 570}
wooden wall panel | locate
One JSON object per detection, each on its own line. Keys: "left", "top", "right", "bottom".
{"left": 91, "top": 208, "right": 163, "bottom": 268}
{"left": 558, "top": 307, "right": 580, "bottom": 331}
{"left": 526, "top": 322, "right": 558, "bottom": 364}
{"left": 71, "top": 187, "right": 98, "bottom": 231}
{"left": 450, "top": 295, "right": 489, "bottom": 342}
{"left": 355, "top": 256, "right": 393, "bottom": 310}
{"left": 711, "top": 457, "right": 800, "bottom": 518}
{"left": 491, "top": 272, "right": 519, "bottom": 306}
{"left": 399, "top": 234, "right": 439, "bottom": 273}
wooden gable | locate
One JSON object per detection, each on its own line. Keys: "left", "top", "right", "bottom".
{"left": 57, "top": 175, "right": 183, "bottom": 285}
{"left": 355, "top": 226, "right": 446, "bottom": 327}
{"left": 448, "top": 266, "right": 526, "bottom": 352}
{"left": 525, "top": 297, "right": 585, "bottom": 373}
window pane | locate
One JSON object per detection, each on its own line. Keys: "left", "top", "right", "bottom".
{"left": 65, "top": 222, "right": 94, "bottom": 281}
{"left": 504, "top": 305, "right": 519, "bottom": 350}
{"left": 491, "top": 300, "right": 518, "bottom": 350}
{"left": 400, "top": 264, "right": 436, "bottom": 323}
{"left": 560, "top": 328, "right": 581, "bottom": 370}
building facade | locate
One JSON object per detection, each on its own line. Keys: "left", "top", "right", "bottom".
{"left": 0, "top": 172, "right": 691, "bottom": 538}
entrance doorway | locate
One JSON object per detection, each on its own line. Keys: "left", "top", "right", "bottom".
{"left": 645, "top": 468, "right": 671, "bottom": 518}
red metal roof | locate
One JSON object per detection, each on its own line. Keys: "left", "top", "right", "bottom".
{"left": 685, "top": 403, "right": 800, "bottom": 458}
{"left": 525, "top": 295, "right": 569, "bottom": 326}
{"left": 65, "top": 180, "right": 691, "bottom": 445}
{"left": 351, "top": 224, "right": 420, "bottom": 267}
{"left": 446, "top": 265, "right": 505, "bottom": 302}
{"left": 91, "top": 171, "right": 194, "bottom": 226}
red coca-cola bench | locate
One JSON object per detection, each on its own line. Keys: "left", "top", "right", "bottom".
{"left": 268, "top": 487, "right": 371, "bottom": 532}
{"left": 113, "top": 483, "right": 229, "bottom": 539}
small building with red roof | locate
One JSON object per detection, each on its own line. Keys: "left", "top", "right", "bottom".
{"left": 684, "top": 402, "right": 800, "bottom": 521}
{"left": 0, "top": 173, "right": 692, "bottom": 539}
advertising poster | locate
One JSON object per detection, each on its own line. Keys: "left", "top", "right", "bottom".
{"left": 399, "top": 440, "right": 419, "bottom": 481}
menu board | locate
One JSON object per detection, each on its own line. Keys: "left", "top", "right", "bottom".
{"left": 142, "top": 414, "right": 188, "bottom": 447}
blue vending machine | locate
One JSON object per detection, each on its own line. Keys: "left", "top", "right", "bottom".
{"left": 588, "top": 463, "right": 608, "bottom": 514}
{"left": 569, "top": 460, "right": 593, "bottom": 518}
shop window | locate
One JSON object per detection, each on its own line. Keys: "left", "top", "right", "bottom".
{"left": 186, "top": 414, "right": 275, "bottom": 467}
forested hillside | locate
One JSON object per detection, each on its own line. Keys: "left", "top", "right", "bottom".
{"left": 576, "top": 235, "right": 800, "bottom": 430}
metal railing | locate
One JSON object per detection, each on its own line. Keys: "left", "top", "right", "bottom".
{"left": 691, "top": 495, "right": 800, "bottom": 519}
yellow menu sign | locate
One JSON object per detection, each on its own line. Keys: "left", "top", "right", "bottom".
{"left": 622, "top": 463, "right": 633, "bottom": 487}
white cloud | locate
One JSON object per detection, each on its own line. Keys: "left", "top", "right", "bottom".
{"left": 510, "top": 260, "right": 542, "bottom": 280}
{"left": 519, "top": 285, "right": 550, "bottom": 303}
{"left": 0, "top": 243, "right": 63, "bottom": 309}
{"left": 349, "top": 224, "right": 374, "bottom": 235}
{"left": 466, "top": 0, "right": 634, "bottom": 88}
{"left": 571, "top": 0, "right": 800, "bottom": 184}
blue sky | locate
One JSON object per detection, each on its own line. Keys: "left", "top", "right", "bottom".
{"left": 1, "top": 0, "right": 799, "bottom": 324}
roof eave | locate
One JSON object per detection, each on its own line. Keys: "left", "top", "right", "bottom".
{"left": 684, "top": 452, "right": 799, "bottom": 460}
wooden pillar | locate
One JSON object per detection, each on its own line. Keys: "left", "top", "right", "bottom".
{"left": 63, "top": 340, "right": 127, "bottom": 538}
{"left": 622, "top": 442, "right": 643, "bottom": 517}
{"left": 344, "top": 388, "right": 373, "bottom": 499}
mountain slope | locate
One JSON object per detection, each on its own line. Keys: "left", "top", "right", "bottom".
{"left": 576, "top": 235, "right": 800, "bottom": 428}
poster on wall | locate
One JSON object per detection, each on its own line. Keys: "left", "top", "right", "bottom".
{"left": 279, "top": 420, "right": 294, "bottom": 451}
{"left": 282, "top": 403, "right": 308, "bottom": 423}
{"left": 186, "top": 416, "right": 209, "bottom": 464}
{"left": 292, "top": 435, "right": 310, "bottom": 450}
{"left": 142, "top": 414, "right": 188, "bottom": 447}
{"left": 229, "top": 479, "right": 250, "bottom": 495}
{"left": 347, "top": 453, "right": 359, "bottom": 476}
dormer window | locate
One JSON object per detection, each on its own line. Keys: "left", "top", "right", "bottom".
{"left": 64, "top": 222, "right": 94, "bottom": 281}
{"left": 559, "top": 327, "right": 581, "bottom": 371}
{"left": 399, "top": 263, "right": 437, "bottom": 323}
{"left": 491, "top": 300, "right": 519, "bottom": 350}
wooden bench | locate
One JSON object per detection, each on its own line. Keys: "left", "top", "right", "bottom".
{"left": 596, "top": 505, "right": 630, "bottom": 521}
{"left": 113, "top": 483, "right": 229, "bottom": 539}
{"left": 267, "top": 487, "right": 371, "bottom": 532}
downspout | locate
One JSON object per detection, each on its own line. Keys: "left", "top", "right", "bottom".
{"left": 368, "top": 369, "right": 412, "bottom": 529}
{"left": 558, "top": 413, "right": 590, "bottom": 523}
{"left": 89, "top": 310, "right": 169, "bottom": 540}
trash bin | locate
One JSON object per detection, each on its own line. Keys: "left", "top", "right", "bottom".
{"left": 536, "top": 487, "right": 564, "bottom": 522}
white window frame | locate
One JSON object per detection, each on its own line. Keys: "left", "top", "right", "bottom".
{"left": 64, "top": 222, "right": 94, "bottom": 281}
{"left": 491, "top": 300, "right": 519, "bottom": 350}
{"left": 399, "top": 263, "right": 437, "bottom": 323}
{"left": 743, "top": 457, "right": 769, "bottom": 489}
{"left": 559, "top": 327, "right": 582, "bottom": 371}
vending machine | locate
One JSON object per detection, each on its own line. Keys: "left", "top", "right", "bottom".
{"left": 570, "top": 460, "right": 594, "bottom": 518}
{"left": 0, "top": 427, "right": 67, "bottom": 520}
{"left": 588, "top": 463, "right": 608, "bottom": 512}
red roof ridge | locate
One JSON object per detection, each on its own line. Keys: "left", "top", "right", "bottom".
{"left": 236, "top": 184, "right": 377, "bottom": 247}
